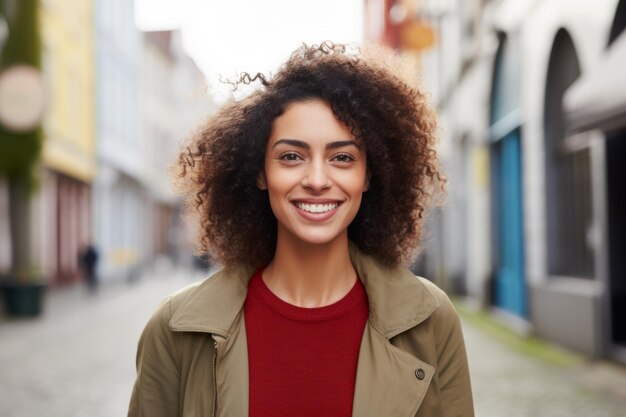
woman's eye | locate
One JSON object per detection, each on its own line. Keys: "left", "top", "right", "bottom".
{"left": 332, "top": 154, "right": 355, "bottom": 163}
{"left": 279, "top": 152, "right": 301, "bottom": 161}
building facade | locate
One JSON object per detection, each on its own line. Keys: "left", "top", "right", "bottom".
{"left": 93, "top": 0, "right": 144, "bottom": 282}
{"left": 37, "top": 0, "right": 96, "bottom": 285}
{"left": 141, "top": 30, "right": 208, "bottom": 271}
{"left": 1, "top": 3, "right": 209, "bottom": 288}
{"left": 366, "top": 0, "right": 626, "bottom": 363}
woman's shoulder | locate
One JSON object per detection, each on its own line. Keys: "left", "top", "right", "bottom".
{"left": 139, "top": 280, "right": 205, "bottom": 339}
{"left": 167, "top": 279, "right": 208, "bottom": 314}
{"left": 145, "top": 266, "right": 253, "bottom": 335}
{"left": 157, "top": 267, "right": 241, "bottom": 314}
{"left": 414, "top": 276, "right": 451, "bottom": 303}
{"left": 413, "top": 275, "right": 462, "bottom": 328}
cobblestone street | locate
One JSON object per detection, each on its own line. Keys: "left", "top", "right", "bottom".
{"left": 0, "top": 268, "right": 197, "bottom": 417}
{"left": 463, "top": 313, "right": 626, "bottom": 417}
{"left": 1, "top": 271, "right": 625, "bottom": 417}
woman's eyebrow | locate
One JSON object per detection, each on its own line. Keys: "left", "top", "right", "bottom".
{"left": 326, "top": 140, "right": 360, "bottom": 150}
{"left": 273, "top": 139, "right": 309, "bottom": 149}
{"left": 272, "top": 139, "right": 360, "bottom": 149}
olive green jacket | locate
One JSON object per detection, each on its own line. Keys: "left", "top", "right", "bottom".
{"left": 128, "top": 244, "right": 474, "bottom": 417}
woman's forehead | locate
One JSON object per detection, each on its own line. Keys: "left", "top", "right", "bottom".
{"left": 268, "top": 100, "right": 357, "bottom": 143}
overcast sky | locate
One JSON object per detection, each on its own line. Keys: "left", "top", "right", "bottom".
{"left": 135, "top": 0, "right": 364, "bottom": 99}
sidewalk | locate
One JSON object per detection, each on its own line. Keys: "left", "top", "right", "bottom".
{"left": 0, "top": 266, "right": 205, "bottom": 417}
{"left": 460, "top": 302, "right": 626, "bottom": 417}
{"left": 1, "top": 272, "right": 626, "bottom": 417}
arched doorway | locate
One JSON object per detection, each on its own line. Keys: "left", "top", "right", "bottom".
{"left": 543, "top": 30, "right": 592, "bottom": 280}
{"left": 489, "top": 34, "right": 526, "bottom": 318}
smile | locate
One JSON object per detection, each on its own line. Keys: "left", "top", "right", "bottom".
{"left": 293, "top": 202, "right": 340, "bottom": 213}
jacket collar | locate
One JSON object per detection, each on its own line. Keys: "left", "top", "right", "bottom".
{"left": 169, "top": 242, "right": 440, "bottom": 338}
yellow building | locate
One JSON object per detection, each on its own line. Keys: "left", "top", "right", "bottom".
{"left": 36, "top": 0, "right": 95, "bottom": 285}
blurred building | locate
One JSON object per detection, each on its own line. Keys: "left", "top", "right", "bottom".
{"left": 366, "top": 0, "right": 626, "bottom": 363}
{"left": 0, "top": 2, "right": 209, "bottom": 288}
{"left": 35, "top": 0, "right": 96, "bottom": 285}
{"left": 564, "top": 1, "right": 626, "bottom": 362}
{"left": 141, "top": 30, "right": 208, "bottom": 271}
{"left": 94, "top": 18, "right": 208, "bottom": 281}
{"left": 92, "top": 0, "right": 144, "bottom": 282}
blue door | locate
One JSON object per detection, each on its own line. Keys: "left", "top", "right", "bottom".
{"left": 494, "top": 130, "right": 526, "bottom": 317}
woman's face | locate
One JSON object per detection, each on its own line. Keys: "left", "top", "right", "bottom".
{"left": 258, "top": 99, "right": 368, "bottom": 247}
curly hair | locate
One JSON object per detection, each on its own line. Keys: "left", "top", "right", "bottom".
{"left": 177, "top": 41, "right": 444, "bottom": 269}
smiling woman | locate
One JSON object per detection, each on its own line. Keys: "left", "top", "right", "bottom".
{"left": 128, "top": 42, "right": 474, "bottom": 417}
{"left": 258, "top": 100, "right": 369, "bottom": 252}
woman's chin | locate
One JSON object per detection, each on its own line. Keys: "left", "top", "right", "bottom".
{"left": 280, "top": 225, "right": 348, "bottom": 247}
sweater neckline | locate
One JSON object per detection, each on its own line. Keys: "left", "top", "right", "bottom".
{"left": 249, "top": 269, "right": 367, "bottom": 321}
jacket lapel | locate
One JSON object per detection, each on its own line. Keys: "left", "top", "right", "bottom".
{"left": 169, "top": 264, "right": 254, "bottom": 336}
{"left": 348, "top": 242, "right": 440, "bottom": 339}
{"left": 349, "top": 243, "right": 440, "bottom": 417}
{"left": 169, "top": 265, "right": 254, "bottom": 417}
{"left": 352, "top": 324, "right": 435, "bottom": 417}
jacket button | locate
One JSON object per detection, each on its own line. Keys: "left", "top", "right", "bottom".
{"left": 415, "top": 368, "right": 425, "bottom": 380}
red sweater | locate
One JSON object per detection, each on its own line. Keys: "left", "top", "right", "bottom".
{"left": 244, "top": 270, "right": 369, "bottom": 417}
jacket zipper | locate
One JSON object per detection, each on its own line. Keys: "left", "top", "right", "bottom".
{"left": 211, "top": 338, "right": 218, "bottom": 417}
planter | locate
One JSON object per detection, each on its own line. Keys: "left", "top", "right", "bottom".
{"left": 1, "top": 282, "right": 46, "bottom": 317}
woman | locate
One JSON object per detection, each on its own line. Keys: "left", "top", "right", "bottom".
{"left": 128, "top": 42, "right": 474, "bottom": 417}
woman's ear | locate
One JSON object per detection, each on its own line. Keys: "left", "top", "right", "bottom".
{"left": 363, "top": 170, "right": 371, "bottom": 191}
{"left": 256, "top": 171, "right": 267, "bottom": 190}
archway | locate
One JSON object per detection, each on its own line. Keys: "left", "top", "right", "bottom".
{"left": 543, "top": 29, "right": 592, "bottom": 279}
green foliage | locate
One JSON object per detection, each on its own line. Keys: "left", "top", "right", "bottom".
{"left": 0, "top": 127, "right": 41, "bottom": 185}
{"left": 0, "top": 0, "right": 42, "bottom": 187}
{"left": 1, "top": 0, "right": 41, "bottom": 67}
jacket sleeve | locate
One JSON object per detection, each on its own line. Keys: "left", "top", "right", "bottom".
{"left": 433, "top": 291, "right": 475, "bottom": 417}
{"left": 128, "top": 296, "right": 181, "bottom": 417}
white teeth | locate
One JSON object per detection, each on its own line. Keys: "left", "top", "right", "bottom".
{"left": 294, "top": 202, "right": 339, "bottom": 213}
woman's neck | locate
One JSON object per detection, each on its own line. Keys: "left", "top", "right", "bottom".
{"left": 262, "top": 233, "right": 357, "bottom": 308}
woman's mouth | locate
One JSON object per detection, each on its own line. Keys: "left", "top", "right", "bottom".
{"left": 293, "top": 202, "right": 340, "bottom": 213}
{"left": 291, "top": 200, "right": 343, "bottom": 221}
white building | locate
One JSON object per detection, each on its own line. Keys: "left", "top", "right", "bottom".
{"left": 93, "top": 8, "right": 209, "bottom": 282}
{"left": 141, "top": 30, "right": 209, "bottom": 270}
{"left": 93, "top": 0, "right": 144, "bottom": 282}
{"left": 419, "top": 0, "right": 626, "bottom": 362}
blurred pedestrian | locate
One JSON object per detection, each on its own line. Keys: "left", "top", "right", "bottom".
{"left": 129, "top": 42, "right": 473, "bottom": 417}
{"left": 79, "top": 243, "right": 99, "bottom": 291}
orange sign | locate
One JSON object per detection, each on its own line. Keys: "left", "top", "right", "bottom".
{"left": 400, "top": 21, "right": 436, "bottom": 51}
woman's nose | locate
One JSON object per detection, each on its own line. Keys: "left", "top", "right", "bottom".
{"left": 301, "top": 160, "right": 331, "bottom": 191}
